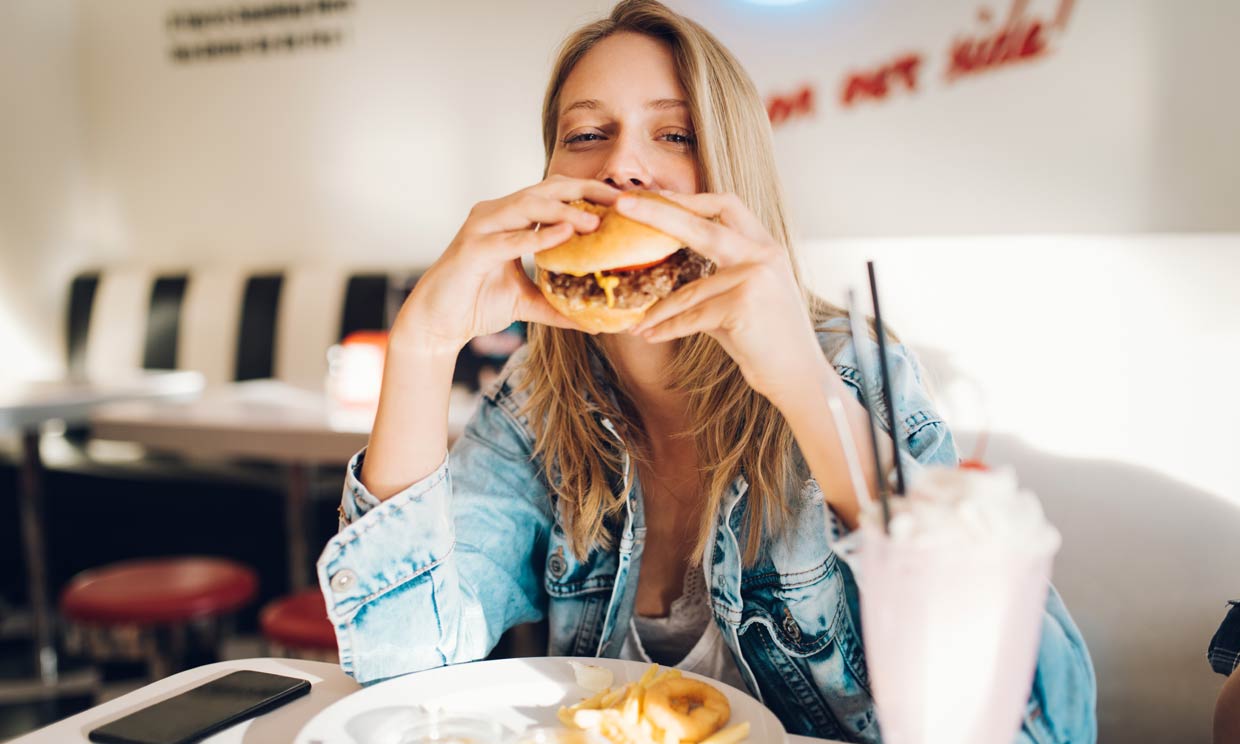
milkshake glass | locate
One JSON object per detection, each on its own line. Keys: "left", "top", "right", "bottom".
{"left": 838, "top": 466, "right": 1060, "bottom": 744}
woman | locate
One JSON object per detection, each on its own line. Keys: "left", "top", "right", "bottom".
{"left": 317, "top": 1, "right": 1096, "bottom": 741}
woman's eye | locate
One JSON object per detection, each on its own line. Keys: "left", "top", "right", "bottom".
{"left": 560, "top": 131, "right": 696, "bottom": 148}
{"left": 563, "top": 132, "right": 603, "bottom": 145}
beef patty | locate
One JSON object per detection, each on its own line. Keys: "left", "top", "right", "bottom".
{"left": 539, "top": 248, "right": 715, "bottom": 310}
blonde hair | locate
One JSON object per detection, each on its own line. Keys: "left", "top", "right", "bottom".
{"left": 520, "top": 0, "right": 844, "bottom": 565}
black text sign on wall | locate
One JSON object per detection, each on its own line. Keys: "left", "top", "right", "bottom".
{"left": 166, "top": 1, "right": 353, "bottom": 64}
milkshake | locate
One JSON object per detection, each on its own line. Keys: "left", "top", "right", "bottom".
{"left": 839, "top": 466, "right": 1061, "bottom": 744}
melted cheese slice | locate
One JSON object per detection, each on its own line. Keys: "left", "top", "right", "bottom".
{"left": 594, "top": 271, "right": 620, "bottom": 308}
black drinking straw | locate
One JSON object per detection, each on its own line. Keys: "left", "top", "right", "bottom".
{"left": 847, "top": 289, "right": 892, "bottom": 533}
{"left": 867, "top": 261, "right": 907, "bottom": 497}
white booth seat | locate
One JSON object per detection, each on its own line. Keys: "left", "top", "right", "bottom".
{"left": 980, "top": 433, "right": 1240, "bottom": 744}
{"left": 274, "top": 266, "right": 351, "bottom": 392}
{"left": 177, "top": 266, "right": 248, "bottom": 387}
{"left": 82, "top": 267, "right": 153, "bottom": 380}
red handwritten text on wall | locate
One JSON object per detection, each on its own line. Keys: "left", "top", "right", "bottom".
{"left": 945, "top": 0, "right": 1074, "bottom": 81}
{"left": 766, "top": 84, "right": 815, "bottom": 127}
{"left": 840, "top": 52, "right": 923, "bottom": 107}
{"left": 765, "top": 0, "right": 1076, "bottom": 126}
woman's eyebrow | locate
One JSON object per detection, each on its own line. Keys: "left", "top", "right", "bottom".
{"left": 561, "top": 99, "right": 602, "bottom": 116}
{"left": 646, "top": 98, "right": 687, "bottom": 111}
{"left": 559, "top": 98, "right": 688, "bottom": 116}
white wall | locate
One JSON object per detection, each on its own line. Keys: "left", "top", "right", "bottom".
{"left": 74, "top": 0, "right": 615, "bottom": 266}
{"left": 707, "top": 0, "right": 1240, "bottom": 238}
{"left": 802, "top": 233, "right": 1240, "bottom": 506}
{"left": 69, "top": 0, "right": 1240, "bottom": 261}
{"left": 0, "top": 0, "right": 93, "bottom": 382}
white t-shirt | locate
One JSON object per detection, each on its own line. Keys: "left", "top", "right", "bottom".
{"left": 618, "top": 563, "right": 747, "bottom": 691}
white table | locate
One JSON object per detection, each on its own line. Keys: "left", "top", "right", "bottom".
{"left": 90, "top": 381, "right": 476, "bottom": 591}
{"left": 0, "top": 372, "right": 205, "bottom": 434}
{"left": 8, "top": 658, "right": 843, "bottom": 743}
{"left": 0, "top": 371, "right": 204, "bottom": 692}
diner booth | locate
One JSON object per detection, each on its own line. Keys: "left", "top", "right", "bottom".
{"left": 2, "top": 0, "right": 1238, "bottom": 742}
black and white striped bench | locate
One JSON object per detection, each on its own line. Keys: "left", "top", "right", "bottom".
{"left": 65, "top": 266, "right": 409, "bottom": 390}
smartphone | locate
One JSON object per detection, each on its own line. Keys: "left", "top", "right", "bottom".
{"left": 88, "top": 670, "right": 311, "bottom": 744}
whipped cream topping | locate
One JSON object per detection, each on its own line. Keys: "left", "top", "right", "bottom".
{"left": 860, "top": 466, "right": 1061, "bottom": 553}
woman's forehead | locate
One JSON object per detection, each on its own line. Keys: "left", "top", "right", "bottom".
{"left": 559, "top": 32, "right": 687, "bottom": 114}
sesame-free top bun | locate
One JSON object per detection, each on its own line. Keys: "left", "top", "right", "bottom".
{"left": 533, "top": 191, "right": 685, "bottom": 276}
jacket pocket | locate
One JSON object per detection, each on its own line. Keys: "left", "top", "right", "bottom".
{"left": 543, "top": 526, "right": 617, "bottom": 598}
{"left": 738, "top": 557, "right": 878, "bottom": 742}
{"left": 544, "top": 526, "right": 616, "bottom": 657}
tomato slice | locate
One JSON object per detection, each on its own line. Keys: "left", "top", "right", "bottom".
{"left": 606, "top": 258, "right": 666, "bottom": 273}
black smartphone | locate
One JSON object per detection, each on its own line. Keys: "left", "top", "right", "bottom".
{"left": 88, "top": 670, "right": 311, "bottom": 744}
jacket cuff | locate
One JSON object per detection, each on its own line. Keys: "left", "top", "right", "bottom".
{"left": 318, "top": 454, "right": 454, "bottom": 626}
{"left": 339, "top": 448, "right": 382, "bottom": 526}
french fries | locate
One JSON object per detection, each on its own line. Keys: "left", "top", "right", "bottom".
{"left": 559, "top": 663, "right": 747, "bottom": 744}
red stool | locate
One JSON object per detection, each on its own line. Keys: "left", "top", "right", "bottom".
{"left": 259, "top": 589, "right": 338, "bottom": 662}
{"left": 60, "top": 557, "right": 258, "bottom": 679}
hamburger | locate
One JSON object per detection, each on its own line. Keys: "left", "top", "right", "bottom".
{"left": 534, "top": 191, "right": 715, "bottom": 333}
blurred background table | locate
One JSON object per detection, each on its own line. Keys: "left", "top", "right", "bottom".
{"left": 0, "top": 371, "right": 204, "bottom": 697}
{"left": 90, "top": 380, "right": 475, "bottom": 591}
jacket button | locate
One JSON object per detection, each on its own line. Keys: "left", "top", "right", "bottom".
{"left": 548, "top": 547, "right": 568, "bottom": 580}
{"left": 330, "top": 569, "right": 356, "bottom": 593}
{"left": 782, "top": 607, "right": 802, "bottom": 643}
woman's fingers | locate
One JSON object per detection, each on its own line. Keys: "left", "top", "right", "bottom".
{"left": 638, "top": 287, "right": 743, "bottom": 343}
{"left": 465, "top": 177, "right": 617, "bottom": 236}
{"left": 651, "top": 190, "right": 771, "bottom": 244}
{"left": 468, "top": 221, "right": 573, "bottom": 263}
{"left": 532, "top": 174, "right": 622, "bottom": 208}
{"left": 613, "top": 193, "right": 757, "bottom": 268}
{"left": 511, "top": 262, "right": 590, "bottom": 331}
{"left": 630, "top": 266, "right": 750, "bottom": 333}
{"left": 471, "top": 195, "right": 601, "bottom": 236}
{"left": 521, "top": 221, "right": 578, "bottom": 259}
{"left": 517, "top": 293, "right": 587, "bottom": 331}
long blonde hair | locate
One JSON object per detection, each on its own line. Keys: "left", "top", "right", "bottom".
{"left": 520, "top": 0, "right": 843, "bottom": 565}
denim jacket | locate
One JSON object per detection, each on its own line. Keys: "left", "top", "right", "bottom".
{"left": 317, "top": 319, "right": 1097, "bottom": 743}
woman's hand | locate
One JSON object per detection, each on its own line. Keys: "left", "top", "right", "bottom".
{"left": 392, "top": 175, "right": 620, "bottom": 356}
{"left": 618, "top": 190, "right": 827, "bottom": 406}
{"left": 620, "top": 190, "right": 887, "bottom": 527}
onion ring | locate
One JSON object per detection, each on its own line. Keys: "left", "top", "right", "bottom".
{"left": 642, "top": 677, "right": 731, "bottom": 742}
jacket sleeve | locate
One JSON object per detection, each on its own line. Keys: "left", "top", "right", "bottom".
{"left": 1017, "top": 586, "right": 1099, "bottom": 744}
{"left": 817, "top": 323, "right": 959, "bottom": 479}
{"left": 316, "top": 395, "right": 552, "bottom": 683}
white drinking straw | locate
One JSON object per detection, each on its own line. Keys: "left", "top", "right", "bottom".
{"left": 827, "top": 393, "right": 874, "bottom": 511}
{"left": 846, "top": 288, "right": 892, "bottom": 532}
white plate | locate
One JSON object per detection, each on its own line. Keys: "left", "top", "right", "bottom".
{"left": 294, "top": 656, "right": 787, "bottom": 743}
